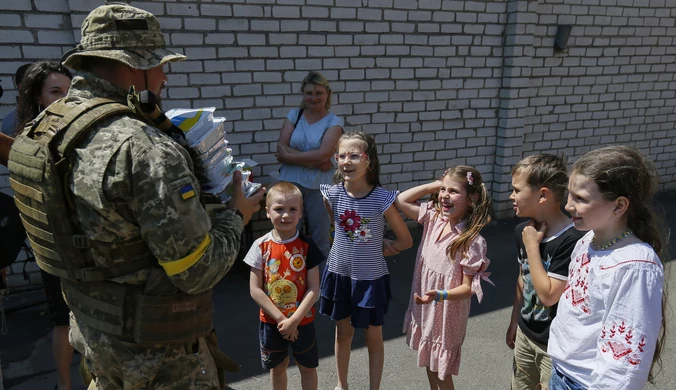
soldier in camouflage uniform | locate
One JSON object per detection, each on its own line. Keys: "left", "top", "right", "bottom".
{"left": 22, "top": 4, "right": 263, "bottom": 389}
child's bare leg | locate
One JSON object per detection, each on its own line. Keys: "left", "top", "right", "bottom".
{"left": 425, "top": 367, "right": 439, "bottom": 390}
{"left": 270, "top": 357, "right": 289, "bottom": 390}
{"left": 297, "top": 362, "right": 318, "bottom": 390}
{"left": 437, "top": 374, "right": 455, "bottom": 390}
{"left": 364, "top": 325, "right": 384, "bottom": 390}
{"left": 53, "top": 325, "right": 73, "bottom": 390}
{"left": 335, "top": 318, "right": 354, "bottom": 389}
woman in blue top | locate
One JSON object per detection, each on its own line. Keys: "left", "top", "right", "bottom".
{"left": 276, "top": 71, "right": 344, "bottom": 256}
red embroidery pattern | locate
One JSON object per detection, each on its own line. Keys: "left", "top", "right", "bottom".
{"left": 600, "top": 321, "right": 647, "bottom": 366}
{"left": 600, "top": 259, "right": 659, "bottom": 271}
{"left": 565, "top": 251, "right": 592, "bottom": 314}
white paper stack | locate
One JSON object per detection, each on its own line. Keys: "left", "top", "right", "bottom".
{"left": 165, "top": 107, "right": 261, "bottom": 203}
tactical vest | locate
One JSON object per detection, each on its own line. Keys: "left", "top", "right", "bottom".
{"left": 8, "top": 98, "right": 213, "bottom": 344}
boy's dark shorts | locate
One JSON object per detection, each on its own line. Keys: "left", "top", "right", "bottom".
{"left": 259, "top": 321, "right": 319, "bottom": 370}
{"left": 41, "top": 270, "right": 69, "bottom": 326}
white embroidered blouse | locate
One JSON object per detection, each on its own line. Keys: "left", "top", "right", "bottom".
{"left": 548, "top": 231, "right": 664, "bottom": 389}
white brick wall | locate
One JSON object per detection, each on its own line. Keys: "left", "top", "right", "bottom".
{"left": 151, "top": 0, "right": 507, "bottom": 192}
{"left": 516, "top": 0, "right": 676, "bottom": 213}
{"left": 1, "top": 0, "right": 676, "bottom": 287}
{"left": 0, "top": 0, "right": 76, "bottom": 288}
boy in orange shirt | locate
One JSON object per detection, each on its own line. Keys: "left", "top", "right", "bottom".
{"left": 244, "top": 181, "right": 322, "bottom": 390}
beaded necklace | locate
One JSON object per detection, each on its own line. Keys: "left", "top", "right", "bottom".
{"left": 590, "top": 229, "right": 633, "bottom": 251}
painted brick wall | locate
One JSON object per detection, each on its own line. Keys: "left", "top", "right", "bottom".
{"left": 0, "top": 0, "right": 76, "bottom": 288}
{"left": 157, "top": 0, "right": 509, "bottom": 231}
{"left": 1, "top": 0, "right": 676, "bottom": 287}
{"left": 526, "top": 0, "right": 676, "bottom": 189}
{"left": 492, "top": 0, "right": 676, "bottom": 216}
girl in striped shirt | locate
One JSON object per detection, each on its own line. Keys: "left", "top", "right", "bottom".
{"left": 320, "top": 132, "right": 413, "bottom": 390}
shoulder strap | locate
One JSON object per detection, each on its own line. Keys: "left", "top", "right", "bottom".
{"left": 294, "top": 108, "right": 304, "bottom": 128}
{"left": 53, "top": 98, "right": 135, "bottom": 159}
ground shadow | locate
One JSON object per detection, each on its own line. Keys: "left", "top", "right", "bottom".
{"left": 221, "top": 190, "right": 676, "bottom": 383}
{"left": 2, "top": 192, "right": 674, "bottom": 387}
{"left": 218, "top": 217, "right": 523, "bottom": 383}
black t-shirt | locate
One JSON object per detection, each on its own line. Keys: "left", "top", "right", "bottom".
{"left": 515, "top": 221, "right": 584, "bottom": 345}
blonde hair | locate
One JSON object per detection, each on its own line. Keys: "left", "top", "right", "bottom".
{"left": 265, "top": 181, "right": 303, "bottom": 208}
{"left": 299, "top": 71, "right": 332, "bottom": 109}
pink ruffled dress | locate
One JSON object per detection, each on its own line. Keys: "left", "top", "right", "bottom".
{"left": 403, "top": 201, "right": 492, "bottom": 379}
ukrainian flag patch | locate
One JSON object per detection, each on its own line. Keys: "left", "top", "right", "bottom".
{"left": 179, "top": 184, "right": 196, "bottom": 200}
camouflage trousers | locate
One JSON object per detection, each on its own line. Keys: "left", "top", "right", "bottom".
{"left": 69, "top": 314, "right": 221, "bottom": 390}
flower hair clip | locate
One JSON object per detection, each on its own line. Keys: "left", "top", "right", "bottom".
{"left": 466, "top": 172, "right": 474, "bottom": 186}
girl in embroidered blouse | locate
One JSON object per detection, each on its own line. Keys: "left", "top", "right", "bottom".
{"left": 547, "top": 146, "right": 666, "bottom": 390}
{"left": 396, "top": 166, "right": 493, "bottom": 390}
{"left": 319, "top": 132, "right": 412, "bottom": 390}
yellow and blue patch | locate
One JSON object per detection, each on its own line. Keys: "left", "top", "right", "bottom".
{"left": 179, "top": 184, "right": 196, "bottom": 200}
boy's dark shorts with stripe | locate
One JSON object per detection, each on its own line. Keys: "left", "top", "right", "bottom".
{"left": 259, "top": 321, "right": 319, "bottom": 370}
{"left": 41, "top": 270, "right": 69, "bottom": 326}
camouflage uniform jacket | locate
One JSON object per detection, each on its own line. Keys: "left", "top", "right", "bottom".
{"left": 64, "top": 73, "right": 243, "bottom": 294}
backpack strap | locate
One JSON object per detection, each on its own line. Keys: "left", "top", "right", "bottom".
{"left": 52, "top": 98, "right": 135, "bottom": 159}
{"left": 294, "top": 108, "right": 304, "bottom": 128}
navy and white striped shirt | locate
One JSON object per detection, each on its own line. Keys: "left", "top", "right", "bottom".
{"left": 321, "top": 183, "right": 397, "bottom": 281}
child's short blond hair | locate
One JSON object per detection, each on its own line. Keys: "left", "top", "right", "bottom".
{"left": 265, "top": 181, "right": 303, "bottom": 208}
{"left": 511, "top": 154, "right": 568, "bottom": 201}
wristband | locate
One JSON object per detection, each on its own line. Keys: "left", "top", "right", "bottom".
{"left": 442, "top": 290, "right": 449, "bottom": 300}
{"left": 235, "top": 210, "right": 244, "bottom": 221}
{"left": 434, "top": 289, "right": 443, "bottom": 302}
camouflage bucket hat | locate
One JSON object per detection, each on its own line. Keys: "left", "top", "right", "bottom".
{"left": 62, "top": 3, "right": 186, "bottom": 71}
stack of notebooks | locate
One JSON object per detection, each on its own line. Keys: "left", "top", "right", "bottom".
{"left": 165, "top": 107, "right": 261, "bottom": 203}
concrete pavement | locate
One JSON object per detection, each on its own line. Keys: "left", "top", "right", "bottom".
{"left": 2, "top": 191, "right": 675, "bottom": 389}
{"left": 226, "top": 191, "right": 676, "bottom": 390}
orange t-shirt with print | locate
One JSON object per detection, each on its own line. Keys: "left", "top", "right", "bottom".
{"left": 243, "top": 231, "right": 323, "bottom": 325}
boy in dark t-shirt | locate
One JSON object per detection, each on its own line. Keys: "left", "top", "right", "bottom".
{"left": 506, "top": 155, "right": 584, "bottom": 390}
{"left": 244, "top": 182, "right": 323, "bottom": 390}
{"left": 514, "top": 221, "right": 582, "bottom": 345}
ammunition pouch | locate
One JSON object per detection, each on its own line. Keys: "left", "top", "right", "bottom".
{"left": 62, "top": 279, "right": 214, "bottom": 344}
{"left": 8, "top": 98, "right": 148, "bottom": 282}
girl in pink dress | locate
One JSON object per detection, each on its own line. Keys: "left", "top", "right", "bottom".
{"left": 396, "top": 166, "right": 493, "bottom": 390}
